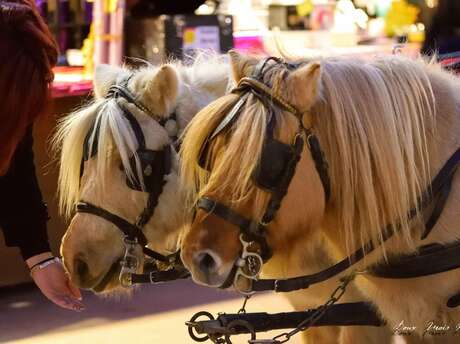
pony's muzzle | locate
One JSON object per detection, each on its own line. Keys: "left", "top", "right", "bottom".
{"left": 71, "top": 255, "right": 98, "bottom": 289}
{"left": 192, "top": 250, "right": 225, "bottom": 286}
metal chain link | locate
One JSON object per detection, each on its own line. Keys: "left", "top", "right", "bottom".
{"left": 238, "top": 295, "right": 251, "bottom": 314}
{"left": 269, "top": 273, "right": 357, "bottom": 344}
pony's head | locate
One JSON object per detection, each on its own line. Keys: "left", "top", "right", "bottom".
{"left": 180, "top": 51, "right": 327, "bottom": 289}
{"left": 180, "top": 51, "right": 435, "bottom": 291}
{"left": 54, "top": 56, "right": 230, "bottom": 293}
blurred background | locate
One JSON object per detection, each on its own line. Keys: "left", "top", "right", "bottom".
{"left": 0, "top": 0, "right": 455, "bottom": 343}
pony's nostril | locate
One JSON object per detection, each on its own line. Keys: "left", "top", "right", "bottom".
{"left": 75, "top": 257, "right": 89, "bottom": 279}
{"left": 195, "top": 251, "right": 218, "bottom": 275}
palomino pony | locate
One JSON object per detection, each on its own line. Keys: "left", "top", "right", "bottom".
{"left": 53, "top": 55, "right": 231, "bottom": 293}
{"left": 180, "top": 50, "right": 460, "bottom": 343}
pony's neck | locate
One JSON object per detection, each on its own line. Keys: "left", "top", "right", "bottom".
{"left": 318, "top": 61, "right": 460, "bottom": 262}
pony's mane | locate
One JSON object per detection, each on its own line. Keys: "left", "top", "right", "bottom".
{"left": 181, "top": 55, "right": 441, "bottom": 252}
{"left": 53, "top": 53, "right": 231, "bottom": 219}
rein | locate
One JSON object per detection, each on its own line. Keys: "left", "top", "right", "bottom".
{"left": 77, "top": 75, "right": 188, "bottom": 287}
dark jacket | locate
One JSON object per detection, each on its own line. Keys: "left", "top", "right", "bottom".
{"left": 0, "top": 126, "right": 50, "bottom": 260}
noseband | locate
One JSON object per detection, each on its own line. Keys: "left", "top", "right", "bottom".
{"left": 77, "top": 75, "right": 187, "bottom": 287}
{"left": 196, "top": 57, "right": 330, "bottom": 294}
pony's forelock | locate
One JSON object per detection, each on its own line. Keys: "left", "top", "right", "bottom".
{"left": 52, "top": 98, "right": 141, "bottom": 219}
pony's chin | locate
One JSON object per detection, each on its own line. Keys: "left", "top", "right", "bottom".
{"left": 189, "top": 269, "right": 229, "bottom": 289}
{"left": 91, "top": 260, "right": 123, "bottom": 294}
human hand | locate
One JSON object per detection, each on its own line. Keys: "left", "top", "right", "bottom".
{"left": 28, "top": 254, "right": 85, "bottom": 311}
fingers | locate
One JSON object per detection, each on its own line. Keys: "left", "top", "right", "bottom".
{"left": 48, "top": 294, "right": 86, "bottom": 312}
{"left": 67, "top": 278, "right": 83, "bottom": 300}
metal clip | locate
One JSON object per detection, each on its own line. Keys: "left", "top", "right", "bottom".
{"left": 119, "top": 237, "right": 140, "bottom": 287}
{"left": 233, "top": 234, "right": 264, "bottom": 296}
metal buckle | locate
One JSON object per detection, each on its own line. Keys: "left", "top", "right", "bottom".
{"left": 119, "top": 237, "right": 140, "bottom": 287}
{"left": 233, "top": 234, "right": 263, "bottom": 295}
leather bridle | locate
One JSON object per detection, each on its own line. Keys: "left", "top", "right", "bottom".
{"left": 77, "top": 75, "right": 189, "bottom": 287}
{"left": 196, "top": 57, "right": 330, "bottom": 293}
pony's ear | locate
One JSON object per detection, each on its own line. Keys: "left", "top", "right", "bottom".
{"left": 286, "top": 62, "right": 321, "bottom": 111}
{"left": 229, "top": 50, "right": 259, "bottom": 83}
{"left": 93, "top": 64, "right": 124, "bottom": 98}
{"left": 142, "top": 64, "right": 179, "bottom": 116}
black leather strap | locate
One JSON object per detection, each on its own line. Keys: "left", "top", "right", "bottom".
{"left": 250, "top": 146, "right": 460, "bottom": 292}
{"left": 191, "top": 302, "right": 382, "bottom": 336}
{"left": 307, "top": 131, "right": 330, "bottom": 202}
{"left": 197, "top": 197, "right": 271, "bottom": 261}
{"left": 261, "top": 134, "right": 304, "bottom": 225}
{"left": 76, "top": 201, "right": 147, "bottom": 246}
{"left": 370, "top": 240, "right": 460, "bottom": 279}
{"left": 131, "top": 267, "right": 190, "bottom": 284}
{"left": 120, "top": 106, "right": 146, "bottom": 149}
{"left": 196, "top": 197, "right": 256, "bottom": 236}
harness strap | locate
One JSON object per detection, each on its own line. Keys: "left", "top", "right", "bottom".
{"left": 421, "top": 151, "right": 459, "bottom": 238}
{"left": 260, "top": 134, "right": 304, "bottom": 225}
{"left": 76, "top": 202, "right": 148, "bottom": 245}
{"left": 370, "top": 240, "right": 460, "bottom": 279}
{"left": 187, "top": 302, "right": 382, "bottom": 339}
{"left": 131, "top": 267, "right": 190, "bottom": 284}
{"left": 197, "top": 198, "right": 271, "bottom": 260}
{"left": 251, "top": 146, "right": 460, "bottom": 293}
{"left": 307, "top": 131, "right": 331, "bottom": 202}
{"left": 121, "top": 107, "right": 146, "bottom": 149}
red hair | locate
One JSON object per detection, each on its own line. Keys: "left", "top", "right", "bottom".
{"left": 0, "top": 0, "right": 58, "bottom": 174}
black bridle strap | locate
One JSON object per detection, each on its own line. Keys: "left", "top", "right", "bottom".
{"left": 76, "top": 202, "right": 148, "bottom": 246}
{"left": 251, "top": 146, "right": 460, "bottom": 293}
{"left": 307, "top": 132, "right": 331, "bottom": 202}
{"left": 131, "top": 267, "right": 190, "bottom": 284}
{"left": 76, "top": 201, "right": 176, "bottom": 263}
{"left": 197, "top": 198, "right": 262, "bottom": 238}
{"left": 261, "top": 134, "right": 304, "bottom": 225}
{"left": 108, "top": 83, "right": 156, "bottom": 121}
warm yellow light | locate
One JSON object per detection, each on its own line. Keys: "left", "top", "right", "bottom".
{"left": 425, "top": 0, "right": 438, "bottom": 9}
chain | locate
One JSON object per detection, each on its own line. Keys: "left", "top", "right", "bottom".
{"left": 238, "top": 295, "right": 251, "bottom": 314}
{"left": 269, "top": 273, "right": 356, "bottom": 344}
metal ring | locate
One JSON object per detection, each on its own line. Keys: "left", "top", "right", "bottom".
{"left": 187, "top": 311, "right": 215, "bottom": 342}
{"left": 234, "top": 270, "right": 256, "bottom": 296}
{"left": 238, "top": 254, "right": 263, "bottom": 279}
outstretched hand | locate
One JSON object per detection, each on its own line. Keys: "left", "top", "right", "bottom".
{"left": 29, "top": 257, "right": 85, "bottom": 311}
